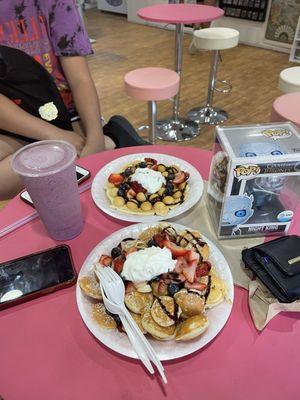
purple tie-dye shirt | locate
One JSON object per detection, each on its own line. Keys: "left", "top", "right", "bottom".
{"left": 0, "top": 0, "right": 92, "bottom": 110}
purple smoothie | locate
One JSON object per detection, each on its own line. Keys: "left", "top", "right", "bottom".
{"left": 11, "top": 140, "right": 83, "bottom": 240}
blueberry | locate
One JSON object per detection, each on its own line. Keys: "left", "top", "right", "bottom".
{"left": 117, "top": 188, "right": 125, "bottom": 197}
{"left": 111, "top": 247, "right": 122, "bottom": 259}
{"left": 119, "top": 183, "right": 129, "bottom": 190}
{"left": 147, "top": 238, "right": 157, "bottom": 247}
{"left": 168, "top": 283, "right": 180, "bottom": 296}
{"left": 139, "top": 162, "right": 147, "bottom": 168}
{"left": 167, "top": 172, "right": 175, "bottom": 181}
{"left": 124, "top": 167, "right": 133, "bottom": 177}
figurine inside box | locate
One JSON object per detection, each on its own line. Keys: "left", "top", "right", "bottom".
{"left": 207, "top": 122, "right": 300, "bottom": 238}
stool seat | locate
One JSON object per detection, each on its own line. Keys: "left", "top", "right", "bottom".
{"left": 278, "top": 67, "right": 300, "bottom": 93}
{"left": 193, "top": 27, "right": 239, "bottom": 50}
{"left": 270, "top": 92, "right": 300, "bottom": 128}
{"left": 124, "top": 67, "right": 179, "bottom": 101}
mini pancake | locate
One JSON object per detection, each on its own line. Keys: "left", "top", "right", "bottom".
{"left": 79, "top": 275, "right": 102, "bottom": 300}
{"left": 92, "top": 303, "right": 117, "bottom": 329}
{"left": 137, "top": 226, "right": 162, "bottom": 243}
{"left": 150, "top": 296, "right": 177, "bottom": 327}
{"left": 124, "top": 291, "right": 153, "bottom": 314}
{"left": 175, "top": 314, "right": 209, "bottom": 341}
{"left": 174, "top": 289, "right": 205, "bottom": 317}
{"left": 177, "top": 230, "right": 210, "bottom": 261}
{"left": 122, "top": 311, "right": 147, "bottom": 334}
{"left": 141, "top": 309, "right": 176, "bottom": 340}
{"left": 205, "top": 275, "right": 225, "bottom": 308}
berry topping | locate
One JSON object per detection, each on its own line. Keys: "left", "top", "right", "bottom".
{"left": 139, "top": 162, "right": 147, "bottom": 168}
{"left": 124, "top": 167, "right": 134, "bottom": 177}
{"left": 108, "top": 173, "right": 124, "bottom": 186}
{"left": 99, "top": 255, "right": 112, "bottom": 266}
{"left": 144, "top": 157, "right": 157, "bottom": 164}
{"left": 172, "top": 171, "right": 186, "bottom": 185}
{"left": 111, "top": 247, "right": 122, "bottom": 259}
{"left": 112, "top": 255, "right": 125, "bottom": 274}
{"left": 130, "top": 180, "right": 146, "bottom": 193}
{"left": 168, "top": 283, "right": 181, "bottom": 297}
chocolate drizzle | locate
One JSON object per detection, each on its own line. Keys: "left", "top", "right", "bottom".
{"left": 204, "top": 276, "right": 212, "bottom": 301}
{"left": 157, "top": 298, "right": 178, "bottom": 322}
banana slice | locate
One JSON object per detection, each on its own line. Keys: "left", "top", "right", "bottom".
{"left": 79, "top": 275, "right": 102, "bottom": 300}
{"left": 150, "top": 296, "right": 177, "bottom": 327}
{"left": 124, "top": 291, "right": 153, "bottom": 314}
{"left": 174, "top": 289, "right": 205, "bottom": 317}
{"left": 141, "top": 309, "right": 176, "bottom": 340}
{"left": 175, "top": 314, "right": 209, "bottom": 341}
{"left": 92, "top": 303, "right": 116, "bottom": 329}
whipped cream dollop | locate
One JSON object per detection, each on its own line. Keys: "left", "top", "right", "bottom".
{"left": 121, "top": 247, "right": 176, "bottom": 282}
{"left": 130, "top": 168, "right": 166, "bottom": 194}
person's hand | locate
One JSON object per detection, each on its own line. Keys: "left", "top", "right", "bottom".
{"left": 51, "top": 129, "right": 85, "bottom": 156}
{"left": 80, "top": 139, "right": 105, "bottom": 158}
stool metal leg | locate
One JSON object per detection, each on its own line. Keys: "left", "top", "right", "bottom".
{"left": 187, "top": 50, "right": 228, "bottom": 125}
{"left": 155, "top": 23, "right": 199, "bottom": 142}
{"left": 148, "top": 100, "right": 157, "bottom": 145}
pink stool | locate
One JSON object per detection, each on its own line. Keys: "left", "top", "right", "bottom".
{"left": 138, "top": 4, "right": 224, "bottom": 142}
{"left": 270, "top": 92, "right": 300, "bottom": 129}
{"left": 124, "top": 67, "right": 180, "bottom": 144}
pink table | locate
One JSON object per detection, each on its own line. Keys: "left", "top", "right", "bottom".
{"left": 0, "top": 145, "right": 300, "bottom": 400}
{"left": 138, "top": 4, "right": 224, "bottom": 142}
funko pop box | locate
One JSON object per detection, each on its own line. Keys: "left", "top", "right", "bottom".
{"left": 207, "top": 122, "right": 300, "bottom": 238}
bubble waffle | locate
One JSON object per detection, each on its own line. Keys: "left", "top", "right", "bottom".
{"left": 105, "top": 158, "right": 190, "bottom": 216}
{"left": 79, "top": 223, "right": 227, "bottom": 342}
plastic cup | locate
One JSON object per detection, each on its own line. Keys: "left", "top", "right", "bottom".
{"left": 11, "top": 140, "right": 83, "bottom": 240}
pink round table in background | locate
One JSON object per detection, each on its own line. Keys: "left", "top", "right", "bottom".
{"left": 137, "top": 4, "right": 224, "bottom": 142}
{"left": 0, "top": 145, "right": 299, "bottom": 400}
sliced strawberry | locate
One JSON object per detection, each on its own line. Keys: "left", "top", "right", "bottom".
{"left": 151, "top": 164, "right": 159, "bottom": 171}
{"left": 144, "top": 157, "right": 157, "bottom": 164}
{"left": 178, "top": 273, "right": 186, "bottom": 282}
{"left": 185, "top": 281, "right": 207, "bottom": 291}
{"left": 172, "top": 171, "right": 186, "bottom": 184}
{"left": 174, "top": 256, "right": 188, "bottom": 273}
{"left": 187, "top": 250, "right": 200, "bottom": 263}
{"left": 126, "top": 188, "right": 136, "bottom": 199}
{"left": 182, "top": 260, "right": 197, "bottom": 283}
{"left": 108, "top": 173, "right": 124, "bottom": 186}
{"left": 125, "top": 282, "right": 137, "bottom": 294}
{"left": 112, "top": 255, "right": 125, "bottom": 274}
{"left": 164, "top": 240, "right": 189, "bottom": 259}
{"left": 195, "top": 261, "right": 211, "bottom": 279}
{"left": 99, "top": 255, "right": 112, "bottom": 266}
{"left": 130, "top": 181, "right": 146, "bottom": 193}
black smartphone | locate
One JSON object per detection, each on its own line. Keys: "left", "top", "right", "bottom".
{"left": 20, "top": 165, "right": 90, "bottom": 207}
{"left": 0, "top": 245, "right": 77, "bottom": 310}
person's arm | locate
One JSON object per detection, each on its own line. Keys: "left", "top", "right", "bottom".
{"left": 60, "top": 56, "right": 105, "bottom": 156}
{"left": 0, "top": 93, "right": 85, "bottom": 154}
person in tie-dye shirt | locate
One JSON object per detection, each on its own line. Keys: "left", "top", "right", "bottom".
{"left": 0, "top": 0, "right": 145, "bottom": 199}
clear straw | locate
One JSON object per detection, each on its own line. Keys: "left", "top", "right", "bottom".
{"left": 0, "top": 181, "right": 92, "bottom": 239}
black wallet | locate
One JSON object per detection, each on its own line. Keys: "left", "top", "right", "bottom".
{"left": 242, "top": 235, "right": 300, "bottom": 303}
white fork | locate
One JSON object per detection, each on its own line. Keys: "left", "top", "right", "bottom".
{"left": 97, "top": 266, "right": 167, "bottom": 384}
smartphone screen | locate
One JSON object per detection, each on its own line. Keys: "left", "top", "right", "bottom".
{"left": 20, "top": 165, "right": 90, "bottom": 207}
{"left": 0, "top": 245, "right": 76, "bottom": 309}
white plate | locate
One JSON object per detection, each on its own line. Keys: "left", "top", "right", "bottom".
{"left": 91, "top": 153, "right": 204, "bottom": 222}
{"left": 76, "top": 223, "right": 234, "bottom": 361}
